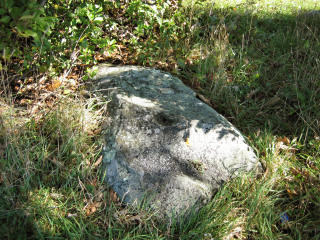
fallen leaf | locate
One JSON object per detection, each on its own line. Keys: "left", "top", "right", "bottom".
{"left": 88, "top": 128, "right": 101, "bottom": 136}
{"left": 109, "top": 189, "right": 119, "bottom": 203}
{"left": 85, "top": 206, "right": 96, "bottom": 216}
{"left": 20, "top": 99, "right": 32, "bottom": 105}
{"left": 93, "top": 129, "right": 101, "bottom": 135}
{"left": 286, "top": 188, "right": 298, "bottom": 198}
{"left": 94, "top": 155, "right": 102, "bottom": 167}
{"left": 94, "top": 53, "right": 107, "bottom": 61}
{"left": 85, "top": 202, "right": 102, "bottom": 216}
{"left": 167, "top": 48, "right": 174, "bottom": 55}
{"left": 276, "top": 136, "right": 296, "bottom": 153}
{"left": 47, "top": 79, "right": 61, "bottom": 91}
{"left": 277, "top": 136, "right": 290, "bottom": 145}
{"left": 66, "top": 74, "right": 78, "bottom": 80}
{"left": 26, "top": 77, "right": 34, "bottom": 83}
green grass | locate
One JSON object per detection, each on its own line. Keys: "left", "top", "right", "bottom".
{"left": 1, "top": 0, "right": 320, "bottom": 239}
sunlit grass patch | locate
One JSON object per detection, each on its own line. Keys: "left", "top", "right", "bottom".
{"left": 0, "top": 96, "right": 109, "bottom": 238}
{"left": 175, "top": 0, "right": 320, "bottom": 138}
{"left": 196, "top": 0, "right": 320, "bottom": 13}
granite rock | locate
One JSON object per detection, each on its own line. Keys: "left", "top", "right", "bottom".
{"left": 93, "top": 65, "right": 261, "bottom": 218}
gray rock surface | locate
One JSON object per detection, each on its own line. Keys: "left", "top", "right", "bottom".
{"left": 93, "top": 65, "right": 261, "bottom": 218}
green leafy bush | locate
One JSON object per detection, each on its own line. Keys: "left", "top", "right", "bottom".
{"left": 0, "top": 0, "right": 54, "bottom": 60}
{"left": 1, "top": 0, "right": 116, "bottom": 75}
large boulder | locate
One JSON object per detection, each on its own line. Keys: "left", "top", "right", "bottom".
{"left": 93, "top": 65, "right": 261, "bottom": 218}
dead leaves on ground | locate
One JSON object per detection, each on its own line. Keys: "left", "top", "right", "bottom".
{"left": 258, "top": 135, "right": 297, "bottom": 158}
{"left": 11, "top": 66, "right": 86, "bottom": 122}
{"left": 276, "top": 141, "right": 295, "bottom": 153}
{"left": 82, "top": 186, "right": 151, "bottom": 229}
{"left": 276, "top": 136, "right": 297, "bottom": 154}
{"left": 11, "top": 65, "right": 84, "bottom": 112}
{"left": 108, "top": 188, "right": 120, "bottom": 203}
{"left": 289, "top": 167, "right": 319, "bottom": 187}
{"left": 85, "top": 201, "right": 102, "bottom": 216}
{"left": 83, "top": 187, "right": 120, "bottom": 217}
{"left": 46, "top": 78, "right": 62, "bottom": 91}
{"left": 285, "top": 166, "right": 320, "bottom": 203}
